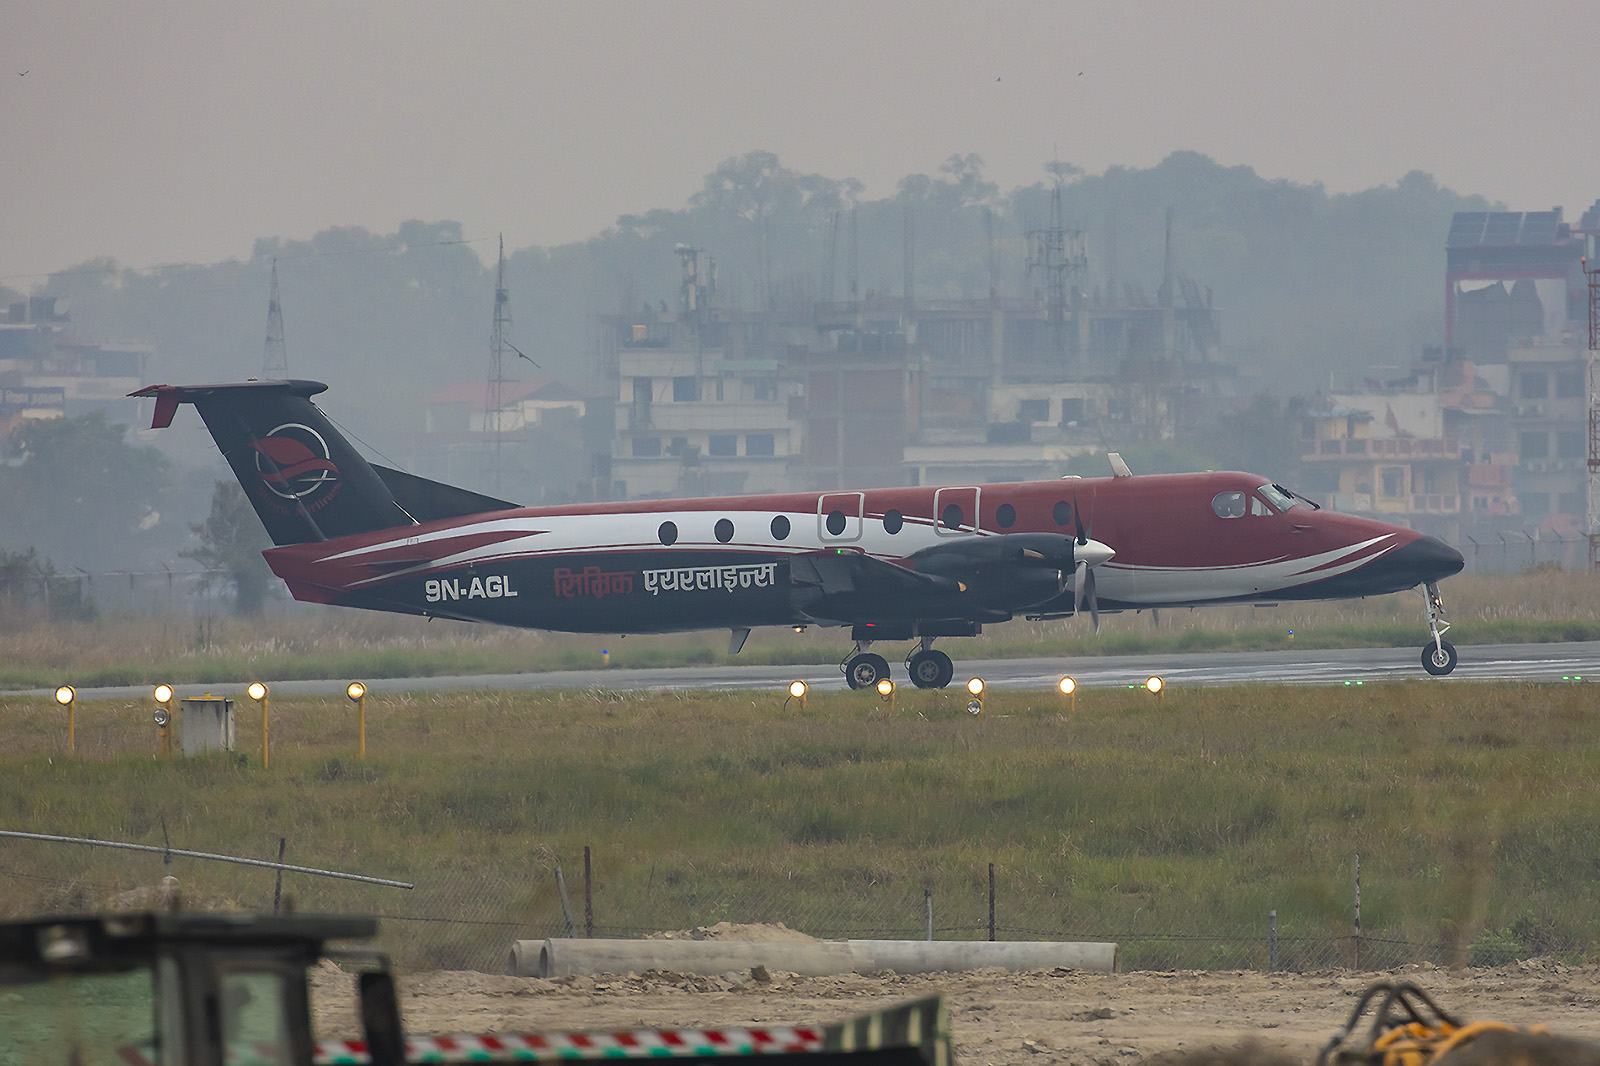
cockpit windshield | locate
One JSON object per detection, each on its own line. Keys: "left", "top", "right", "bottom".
{"left": 1257, "top": 483, "right": 1297, "bottom": 513}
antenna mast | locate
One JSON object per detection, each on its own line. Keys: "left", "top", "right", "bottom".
{"left": 1027, "top": 165, "right": 1086, "bottom": 366}
{"left": 263, "top": 259, "right": 287, "bottom": 378}
{"left": 486, "top": 235, "right": 516, "bottom": 495}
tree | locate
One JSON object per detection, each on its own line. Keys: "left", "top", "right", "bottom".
{"left": 0, "top": 412, "right": 171, "bottom": 570}
{"left": 181, "top": 481, "right": 274, "bottom": 615}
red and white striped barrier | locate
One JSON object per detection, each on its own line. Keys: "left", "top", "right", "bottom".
{"left": 314, "top": 1027, "right": 826, "bottom": 1064}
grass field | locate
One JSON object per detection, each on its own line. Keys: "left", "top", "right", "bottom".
{"left": 2, "top": 676, "right": 1597, "bottom": 974}
{"left": 3, "top": 569, "right": 1600, "bottom": 690}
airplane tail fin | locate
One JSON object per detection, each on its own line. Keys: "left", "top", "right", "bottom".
{"left": 131, "top": 379, "right": 515, "bottom": 546}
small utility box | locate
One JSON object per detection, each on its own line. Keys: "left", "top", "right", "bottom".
{"left": 180, "top": 696, "right": 234, "bottom": 756}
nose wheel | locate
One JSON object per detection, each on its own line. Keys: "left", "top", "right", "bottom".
{"left": 1418, "top": 581, "right": 1457, "bottom": 676}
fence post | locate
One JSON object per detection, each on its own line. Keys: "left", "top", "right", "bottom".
{"left": 583, "top": 845, "right": 594, "bottom": 938}
{"left": 988, "top": 863, "right": 996, "bottom": 942}
{"left": 1268, "top": 909, "right": 1277, "bottom": 973}
{"left": 1353, "top": 852, "right": 1361, "bottom": 970}
{"left": 925, "top": 888, "right": 933, "bottom": 941}
{"left": 273, "top": 837, "right": 286, "bottom": 913}
{"left": 555, "top": 865, "right": 576, "bottom": 937}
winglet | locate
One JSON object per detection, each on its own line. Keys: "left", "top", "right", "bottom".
{"left": 1107, "top": 452, "right": 1133, "bottom": 477}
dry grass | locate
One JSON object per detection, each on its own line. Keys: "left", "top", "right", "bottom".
{"left": 2, "top": 677, "right": 1598, "bottom": 972}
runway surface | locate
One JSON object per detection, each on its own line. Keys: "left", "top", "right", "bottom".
{"left": 15, "top": 641, "right": 1600, "bottom": 702}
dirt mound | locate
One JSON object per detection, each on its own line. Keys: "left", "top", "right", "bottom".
{"left": 647, "top": 921, "right": 819, "bottom": 942}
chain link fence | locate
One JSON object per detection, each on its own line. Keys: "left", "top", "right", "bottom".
{"left": 4, "top": 840, "right": 1528, "bottom": 976}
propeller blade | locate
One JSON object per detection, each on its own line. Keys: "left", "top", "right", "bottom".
{"left": 1085, "top": 567, "right": 1100, "bottom": 631}
{"left": 1072, "top": 560, "right": 1088, "bottom": 616}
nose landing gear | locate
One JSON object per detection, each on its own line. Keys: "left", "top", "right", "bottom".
{"left": 1419, "top": 581, "right": 1457, "bottom": 676}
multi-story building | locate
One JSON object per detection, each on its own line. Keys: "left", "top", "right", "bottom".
{"left": 604, "top": 311, "right": 805, "bottom": 499}
{"left": 1506, "top": 340, "right": 1590, "bottom": 534}
{"left": 1298, "top": 393, "right": 1463, "bottom": 539}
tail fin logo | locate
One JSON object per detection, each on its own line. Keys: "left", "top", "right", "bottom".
{"left": 250, "top": 423, "right": 340, "bottom": 502}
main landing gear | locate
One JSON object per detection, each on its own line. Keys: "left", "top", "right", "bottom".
{"left": 1419, "top": 580, "right": 1457, "bottom": 676}
{"left": 906, "top": 639, "right": 955, "bottom": 689}
{"left": 841, "top": 638, "right": 956, "bottom": 689}
{"left": 842, "top": 641, "right": 891, "bottom": 689}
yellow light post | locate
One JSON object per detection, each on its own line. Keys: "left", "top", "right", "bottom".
{"left": 1145, "top": 675, "right": 1165, "bottom": 710}
{"left": 875, "top": 676, "right": 896, "bottom": 714}
{"left": 346, "top": 682, "right": 367, "bottom": 759}
{"left": 966, "top": 677, "right": 985, "bottom": 715}
{"left": 152, "top": 684, "right": 175, "bottom": 758}
{"left": 54, "top": 686, "right": 75, "bottom": 754}
{"left": 786, "top": 680, "right": 808, "bottom": 711}
{"left": 1058, "top": 676, "right": 1077, "bottom": 714}
{"left": 248, "top": 682, "right": 269, "bottom": 769}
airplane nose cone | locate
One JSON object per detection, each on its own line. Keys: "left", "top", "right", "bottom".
{"left": 1402, "top": 534, "right": 1465, "bottom": 582}
{"left": 1075, "top": 538, "right": 1115, "bottom": 569}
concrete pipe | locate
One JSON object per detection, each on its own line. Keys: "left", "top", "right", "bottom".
{"left": 510, "top": 938, "right": 1116, "bottom": 979}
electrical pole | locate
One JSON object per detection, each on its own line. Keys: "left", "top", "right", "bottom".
{"left": 1027, "top": 167, "right": 1086, "bottom": 368}
{"left": 263, "top": 259, "right": 287, "bottom": 378}
{"left": 1585, "top": 244, "right": 1600, "bottom": 569}
{"left": 486, "top": 235, "right": 515, "bottom": 496}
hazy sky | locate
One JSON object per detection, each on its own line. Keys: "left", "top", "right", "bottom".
{"left": 4, "top": 1, "right": 1597, "bottom": 284}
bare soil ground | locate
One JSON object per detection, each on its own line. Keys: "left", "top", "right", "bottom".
{"left": 310, "top": 926, "right": 1600, "bottom": 1064}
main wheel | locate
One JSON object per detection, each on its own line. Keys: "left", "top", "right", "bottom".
{"left": 907, "top": 649, "right": 955, "bottom": 689}
{"left": 1421, "top": 639, "right": 1457, "bottom": 676}
{"left": 845, "top": 653, "right": 890, "bottom": 689}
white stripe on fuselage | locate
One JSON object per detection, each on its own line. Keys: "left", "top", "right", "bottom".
{"left": 328, "top": 508, "right": 964, "bottom": 589}
{"left": 1091, "top": 534, "right": 1397, "bottom": 604}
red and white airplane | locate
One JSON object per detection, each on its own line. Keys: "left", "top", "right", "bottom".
{"left": 133, "top": 379, "right": 1466, "bottom": 686}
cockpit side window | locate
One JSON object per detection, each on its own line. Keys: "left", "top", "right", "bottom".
{"left": 1251, "top": 495, "right": 1272, "bottom": 516}
{"left": 1211, "top": 491, "right": 1247, "bottom": 518}
{"left": 1257, "top": 483, "right": 1296, "bottom": 512}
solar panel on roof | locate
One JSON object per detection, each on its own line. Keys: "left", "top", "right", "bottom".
{"left": 1447, "top": 213, "right": 1487, "bottom": 246}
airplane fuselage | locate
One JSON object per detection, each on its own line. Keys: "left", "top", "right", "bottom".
{"left": 262, "top": 471, "right": 1461, "bottom": 633}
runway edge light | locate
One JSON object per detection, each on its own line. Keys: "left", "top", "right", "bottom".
{"left": 1145, "top": 675, "right": 1165, "bottom": 709}
{"left": 248, "top": 683, "right": 269, "bottom": 770}
{"left": 786, "top": 680, "right": 808, "bottom": 711}
{"left": 346, "top": 682, "right": 368, "bottom": 760}
{"left": 55, "top": 686, "right": 75, "bottom": 755}
{"left": 152, "top": 685, "right": 174, "bottom": 758}
{"left": 966, "top": 676, "right": 985, "bottom": 715}
{"left": 1058, "top": 676, "right": 1077, "bottom": 713}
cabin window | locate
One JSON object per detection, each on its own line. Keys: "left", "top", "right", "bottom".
{"left": 995, "top": 503, "right": 1016, "bottom": 528}
{"left": 941, "top": 503, "right": 964, "bottom": 531}
{"left": 771, "top": 515, "right": 790, "bottom": 540}
{"left": 714, "top": 518, "right": 734, "bottom": 543}
{"left": 1052, "top": 501, "right": 1072, "bottom": 526}
{"left": 658, "top": 521, "right": 678, "bottom": 545}
{"left": 1212, "top": 491, "right": 1247, "bottom": 518}
{"left": 826, "top": 510, "right": 847, "bottom": 536}
{"left": 882, "top": 509, "right": 903, "bottom": 534}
